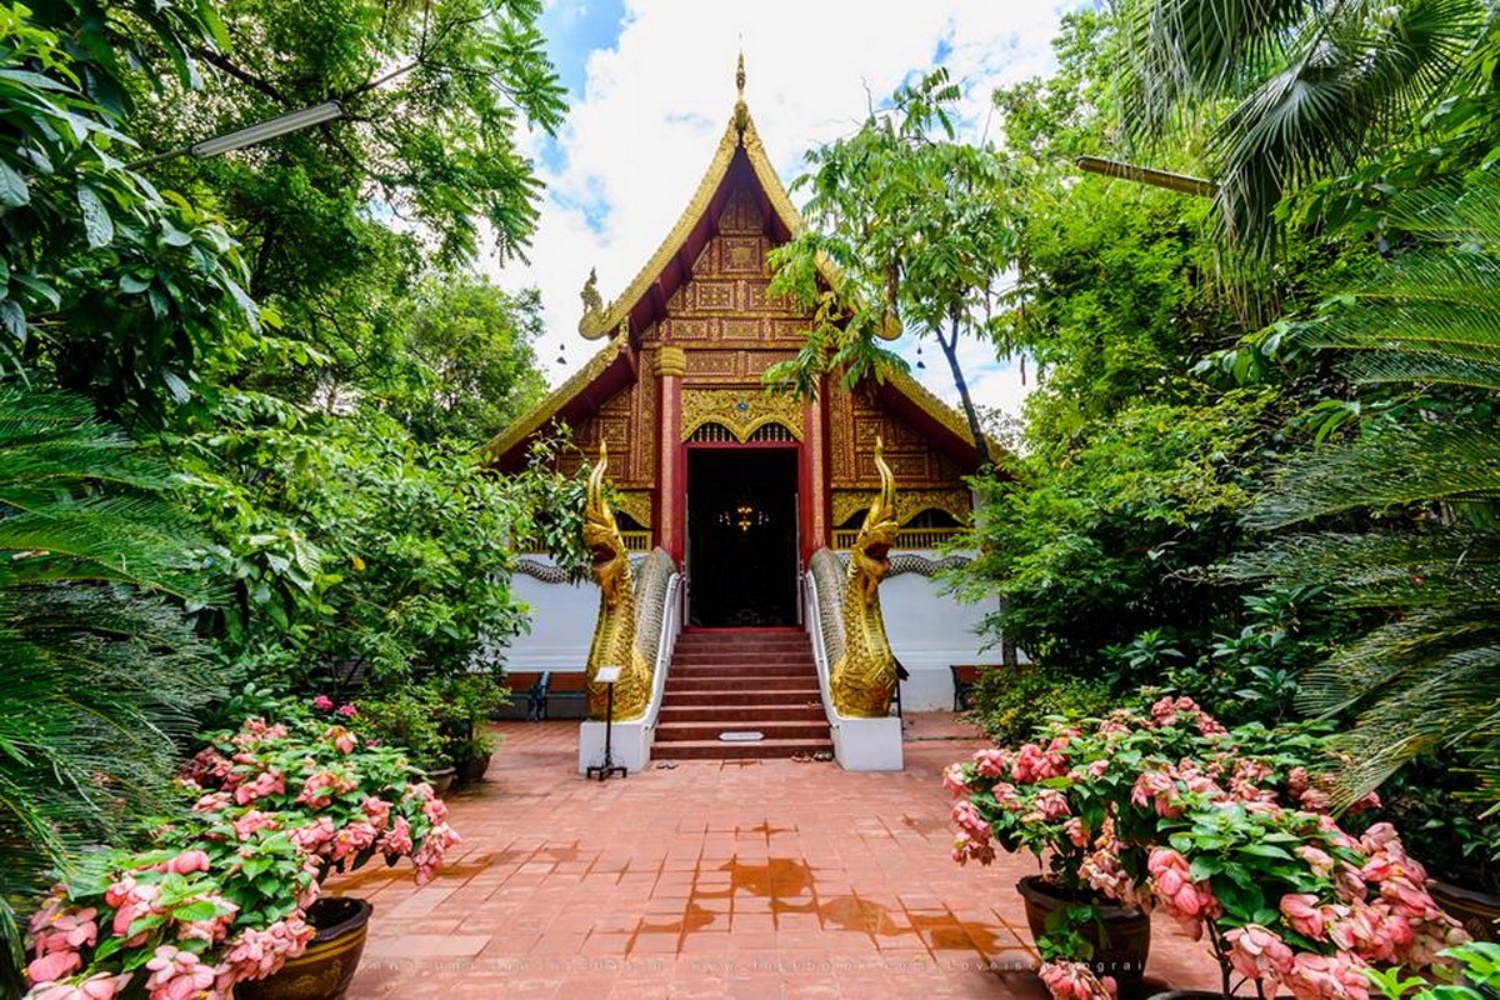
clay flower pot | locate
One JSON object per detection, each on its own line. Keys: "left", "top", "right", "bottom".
{"left": 235, "top": 896, "right": 373, "bottom": 1000}
{"left": 1430, "top": 880, "right": 1500, "bottom": 943}
{"left": 1017, "top": 875, "right": 1153, "bottom": 1000}
{"left": 454, "top": 752, "right": 493, "bottom": 785}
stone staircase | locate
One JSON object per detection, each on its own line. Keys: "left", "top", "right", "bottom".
{"left": 653, "top": 628, "right": 833, "bottom": 761}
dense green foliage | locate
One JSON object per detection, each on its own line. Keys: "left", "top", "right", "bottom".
{"left": 0, "top": 2, "right": 567, "bottom": 991}
{"left": 0, "top": 387, "right": 224, "bottom": 985}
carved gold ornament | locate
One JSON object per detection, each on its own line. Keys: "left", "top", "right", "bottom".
{"left": 681, "top": 388, "right": 803, "bottom": 442}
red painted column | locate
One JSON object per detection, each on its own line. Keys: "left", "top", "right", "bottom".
{"left": 653, "top": 346, "right": 687, "bottom": 565}
{"left": 801, "top": 390, "right": 828, "bottom": 565}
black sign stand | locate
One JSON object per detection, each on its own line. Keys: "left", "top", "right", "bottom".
{"left": 587, "top": 667, "right": 627, "bottom": 781}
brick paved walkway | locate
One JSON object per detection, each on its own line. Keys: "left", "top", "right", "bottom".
{"left": 333, "top": 714, "right": 1221, "bottom": 999}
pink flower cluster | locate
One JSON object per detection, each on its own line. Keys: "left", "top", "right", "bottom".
{"left": 946, "top": 698, "right": 1467, "bottom": 1000}
{"left": 1149, "top": 695, "right": 1226, "bottom": 735}
{"left": 1147, "top": 848, "right": 1221, "bottom": 939}
{"left": 24, "top": 709, "right": 462, "bottom": 1000}
{"left": 1039, "top": 960, "right": 1117, "bottom": 1000}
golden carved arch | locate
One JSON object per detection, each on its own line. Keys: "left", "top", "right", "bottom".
{"left": 681, "top": 388, "right": 803, "bottom": 443}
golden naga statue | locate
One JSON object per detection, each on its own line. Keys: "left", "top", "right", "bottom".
{"left": 583, "top": 442, "right": 652, "bottom": 720}
{"left": 829, "top": 438, "right": 899, "bottom": 717}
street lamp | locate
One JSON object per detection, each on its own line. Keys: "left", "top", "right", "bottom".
{"left": 130, "top": 100, "right": 346, "bottom": 168}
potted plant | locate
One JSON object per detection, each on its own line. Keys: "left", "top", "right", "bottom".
{"left": 946, "top": 697, "right": 1468, "bottom": 1000}
{"left": 1380, "top": 758, "right": 1500, "bottom": 942}
{"left": 430, "top": 675, "right": 508, "bottom": 786}
{"left": 20, "top": 702, "right": 461, "bottom": 1000}
{"left": 350, "top": 687, "right": 459, "bottom": 794}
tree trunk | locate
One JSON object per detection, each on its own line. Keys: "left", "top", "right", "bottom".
{"left": 937, "top": 312, "right": 993, "bottom": 476}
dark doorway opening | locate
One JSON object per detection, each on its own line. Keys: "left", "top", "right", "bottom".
{"left": 687, "top": 449, "right": 799, "bottom": 628}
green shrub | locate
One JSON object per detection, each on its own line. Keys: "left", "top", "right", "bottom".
{"left": 967, "top": 668, "right": 1116, "bottom": 746}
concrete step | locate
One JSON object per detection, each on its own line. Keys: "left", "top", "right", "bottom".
{"left": 657, "top": 689, "right": 822, "bottom": 710}
{"left": 652, "top": 738, "right": 834, "bottom": 761}
{"left": 667, "top": 675, "right": 817, "bottom": 693}
{"left": 669, "top": 662, "right": 815, "bottom": 677}
{"left": 658, "top": 704, "right": 825, "bottom": 723}
{"left": 655, "top": 719, "right": 832, "bottom": 743}
{"left": 671, "top": 654, "right": 815, "bottom": 668}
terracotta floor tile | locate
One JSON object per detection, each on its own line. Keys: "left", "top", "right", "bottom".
{"left": 332, "top": 716, "right": 1223, "bottom": 999}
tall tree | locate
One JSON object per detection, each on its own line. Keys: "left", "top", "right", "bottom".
{"left": 128, "top": 0, "right": 567, "bottom": 409}
{"left": 767, "top": 69, "right": 1019, "bottom": 468}
{"left": 386, "top": 277, "right": 547, "bottom": 443}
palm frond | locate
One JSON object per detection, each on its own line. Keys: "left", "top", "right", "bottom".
{"left": 1246, "top": 421, "right": 1500, "bottom": 527}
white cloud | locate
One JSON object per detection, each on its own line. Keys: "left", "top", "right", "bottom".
{"left": 493, "top": 0, "right": 1082, "bottom": 418}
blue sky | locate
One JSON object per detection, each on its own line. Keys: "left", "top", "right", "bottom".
{"left": 497, "top": 1, "right": 1085, "bottom": 423}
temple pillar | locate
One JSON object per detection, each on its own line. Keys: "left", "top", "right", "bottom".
{"left": 800, "top": 389, "right": 828, "bottom": 565}
{"left": 654, "top": 346, "right": 687, "bottom": 564}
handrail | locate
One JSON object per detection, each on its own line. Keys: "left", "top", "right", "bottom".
{"left": 802, "top": 549, "right": 845, "bottom": 728}
{"left": 643, "top": 571, "right": 683, "bottom": 730}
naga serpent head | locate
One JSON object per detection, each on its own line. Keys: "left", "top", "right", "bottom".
{"left": 852, "top": 437, "right": 899, "bottom": 602}
{"left": 584, "top": 442, "right": 629, "bottom": 605}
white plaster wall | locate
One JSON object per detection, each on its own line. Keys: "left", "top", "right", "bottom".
{"left": 506, "top": 565, "right": 596, "bottom": 673}
{"left": 880, "top": 553, "right": 1003, "bottom": 711}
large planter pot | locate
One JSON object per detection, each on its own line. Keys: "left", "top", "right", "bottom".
{"left": 236, "top": 897, "right": 373, "bottom": 1000}
{"left": 425, "top": 766, "right": 457, "bottom": 797}
{"left": 1017, "top": 875, "right": 1152, "bottom": 1000}
{"left": 454, "top": 752, "right": 492, "bottom": 785}
{"left": 1431, "top": 880, "right": 1500, "bottom": 943}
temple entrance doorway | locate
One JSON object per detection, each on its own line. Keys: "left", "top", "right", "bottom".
{"left": 686, "top": 448, "right": 799, "bottom": 628}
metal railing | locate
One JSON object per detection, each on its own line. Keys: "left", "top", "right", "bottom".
{"left": 621, "top": 531, "right": 653, "bottom": 552}
{"left": 830, "top": 526, "right": 961, "bottom": 550}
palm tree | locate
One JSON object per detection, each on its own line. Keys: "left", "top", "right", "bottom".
{"left": 1116, "top": 0, "right": 1492, "bottom": 255}
{"left": 1224, "top": 177, "right": 1500, "bottom": 794}
{"left": 0, "top": 386, "right": 224, "bottom": 993}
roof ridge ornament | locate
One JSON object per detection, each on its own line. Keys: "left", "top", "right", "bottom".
{"left": 579, "top": 266, "right": 604, "bottom": 334}
{"left": 734, "top": 52, "right": 749, "bottom": 137}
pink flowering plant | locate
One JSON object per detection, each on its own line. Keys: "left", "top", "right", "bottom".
{"left": 20, "top": 700, "right": 461, "bottom": 1000}
{"left": 946, "top": 696, "right": 1467, "bottom": 1000}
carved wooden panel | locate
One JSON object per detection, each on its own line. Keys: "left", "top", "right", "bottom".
{"left": 827, "top": 386, "right": 970, "bottom": 492}
{"left": 555, "top": 376, "right": 656, "bottom": 489}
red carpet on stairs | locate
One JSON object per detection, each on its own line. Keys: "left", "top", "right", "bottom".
{"left": 654, "top": 628, "right": 834, "bottom": 760}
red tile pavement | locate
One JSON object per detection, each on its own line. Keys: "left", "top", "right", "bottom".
{"left": 330, "top": 714, "right": 1223, "bottom": 999}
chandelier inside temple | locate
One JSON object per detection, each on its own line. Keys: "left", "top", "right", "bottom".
{"left": 718, "top": 503, "right": 769, "bottom": 533}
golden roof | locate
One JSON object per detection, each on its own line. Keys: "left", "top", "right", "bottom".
{"left": 482, "top": 332, "right": 629, "bottom": 462}
{"left": 486, "top": 70, "right": 991, "bottom": 467}
{"left": 578, "top": 91, "right": 854, "bottom": 340}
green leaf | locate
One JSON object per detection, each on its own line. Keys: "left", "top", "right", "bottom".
{"left": 0, "top": 160, "right": 29, "bottom": 207}
{"left": 76, "top": 186, "right": 114, "bottom": 248}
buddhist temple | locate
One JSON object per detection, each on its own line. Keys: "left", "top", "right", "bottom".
{"left": 486, "top": 60, "right": 1002, "bottom": 756}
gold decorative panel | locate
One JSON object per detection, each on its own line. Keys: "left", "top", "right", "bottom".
{"left": 832, "top": 489, "right": 972, "bottom": 529}
{"left": 828, "top": 387, "right": 972, "bottom": 492}
{"left": 614, "top": 490, "right": 654, "bottom": 529}
{"left": 682, "top": 388, "right": 803, "bottom": 442}
{"left": 720, "top": 236, "right": 766, "bottom": 274}
{"left": 556, "top": 377, "right": 657, "bottom": 488}
{"left": 718, "top": 187, "right": 764, "bottom": 234}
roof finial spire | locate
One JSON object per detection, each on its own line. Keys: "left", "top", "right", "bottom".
{"left": 733, "top": 51, "right": 749, "bottom": 137}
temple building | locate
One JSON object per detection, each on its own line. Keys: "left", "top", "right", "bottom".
{"left": 486, "top": 64, "right": 1000, "bottom": 720}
